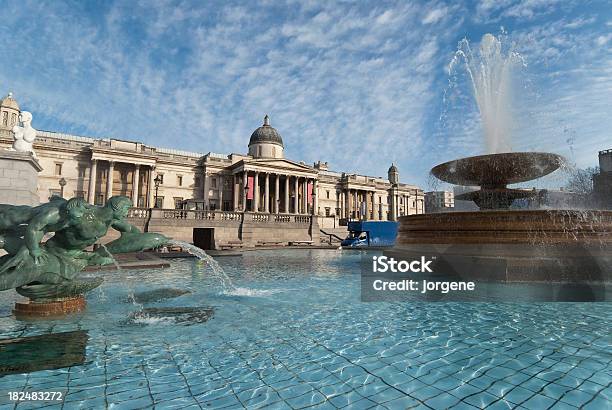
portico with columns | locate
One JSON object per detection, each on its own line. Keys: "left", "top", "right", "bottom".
{"left": 88, "top": 149, "right": 156, "bottom": 207}
{"left": 230, "top": 159, "right": 318, "bottom": 214}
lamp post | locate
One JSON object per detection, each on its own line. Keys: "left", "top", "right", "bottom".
{"left": 59, "top": 178, "right": 67, "bottom": 198}
{"left": 311, "top": 189, "right": 316, "bottom": 216}
{"left": 153, "top": 174, "right": 162, "bottom": 208}
{"left": 243, "top": 182, "right": 249, "bottom": 212}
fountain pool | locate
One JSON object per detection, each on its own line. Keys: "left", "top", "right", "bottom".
{"left": 0, "top": 250, "right": 609, "bottom": 409}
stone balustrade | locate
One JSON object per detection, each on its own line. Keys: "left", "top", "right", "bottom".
{"left": 126, "top": 208, "right": 313, "bottom": 225}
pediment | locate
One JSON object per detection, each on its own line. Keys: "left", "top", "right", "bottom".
{"left": 237, "top": 158, "right": 317, "bottom": 174}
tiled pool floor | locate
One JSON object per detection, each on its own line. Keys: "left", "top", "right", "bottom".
{"left": 0, "top": 250, "right": 610, "bottom": 409}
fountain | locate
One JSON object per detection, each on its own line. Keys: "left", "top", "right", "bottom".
{"left": 0, "top": 195, "right": 170, "bottom": 317}
{"left": 387, "top": 34, "right": 612, "bottom": 286}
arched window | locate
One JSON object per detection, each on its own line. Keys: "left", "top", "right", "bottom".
{"left": 10, "top": 113, "right": 16, "bottom": 125}
{"left": 1, "top": 112, "right": 7, "bottom": 126}
{"left": 272, "top": 146, "right": 276, "bottom": 157}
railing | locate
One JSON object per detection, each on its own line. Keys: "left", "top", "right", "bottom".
{"left": 128, "top": 207, "right": 149, "bottom": 218}
{"left": 251, "top": 213, "right": 270, "bottom": 222}
{"left": 194, "top": 210, "right": 242, "bottom": 221}
{"left": 128, "top": 208, "right": 313, "bottom": 224}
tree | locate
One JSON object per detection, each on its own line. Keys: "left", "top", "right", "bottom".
{"left": 565, "top": 166, "right": 600, "bottom": 196}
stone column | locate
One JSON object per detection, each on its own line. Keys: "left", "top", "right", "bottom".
{"left": 371, "top": 192, "right": 376, "bottom": 220}
{"left": 313, "top": 179, "right": 318, "bottom": 215}
{"left": 203, "top": 172, "right": 210, "bottom": 209}
{"left": 233, "top": 174, "right": 239, "bottom": 211}
{"left": 353, "top": 190, "right": 358, "bottom": 219}
{"left": 364, "top": 190, "right": 369, "bottom": 220}
{"left": 395, "top": 193, "right": 400, "bottom": 219}
{"left": 147, "top": 167, "right": 155, "bottom": 207}
{"left": 302, "top": 178, "right": 308, "bottom": 214}
{"left": 254, "top": 171, "right": 260, "bottom": 212}
{"left": 242, "top": 171, "right": 248, "bottom": 211}
{"left": 88, "top": 159, "right": 97, "bottom": 204}
{"left": 339, "top": 190, "right": 344, "bottom": 218}
{"left": 274, "top": 174, "right": 280, "bottom": 213}
{"left": 132, "top": 165, "right": 140, "bottom": 206}
{"left": 106, "top": 161, "right": 114, "bottom": 202}
{"left": 218, "top": 175, "right": 224, "bottom": 211}
{"left": 344, "top": 190, "right": 349, "bottom": 219}
{"left": 284, "top": 175, "right": 289, "bottom": 213}
{"left": 293, "top": 176, "right": 299, "bottom": 214}
{"left": 264, "top": 172, "right": 270, "bottom": 213}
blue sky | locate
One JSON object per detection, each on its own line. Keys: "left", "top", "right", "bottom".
{"left": 1, "top": 0, "right": 610, "bottom": 189}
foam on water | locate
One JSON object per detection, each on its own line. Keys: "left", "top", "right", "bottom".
{"left": 224, "top": 287, "right": 284, "bottom": 297}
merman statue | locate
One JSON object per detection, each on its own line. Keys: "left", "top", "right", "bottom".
{"left": 0, "top": 195, "right": 169, "bottom": 293}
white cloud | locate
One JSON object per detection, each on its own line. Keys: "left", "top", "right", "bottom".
{"left": 422, "top": 7, "right": 448, "bottom": 24}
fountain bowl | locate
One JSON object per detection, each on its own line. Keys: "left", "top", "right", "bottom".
{"left": 431, "top": 152, "right": 565, "bottom": 187}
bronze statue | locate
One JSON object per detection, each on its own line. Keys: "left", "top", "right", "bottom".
{"left": 0, "top": 195, "right": 169, "bottom": 295}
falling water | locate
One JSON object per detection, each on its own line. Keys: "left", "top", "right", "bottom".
{"left": 97, "top": 242, "right": 122, "bottom": 271}
{"left": 166, "top": 240, "right": 235, "bottom": 291}
{"left": 449, "top": 33, "right": 526, "bottom": 153}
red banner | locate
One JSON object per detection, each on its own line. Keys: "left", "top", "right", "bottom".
{"left": 247, "top": 176, "right": 254, "bottom": 199}
{"left": 307, "top": 181, "right": 313, "bottom": 204}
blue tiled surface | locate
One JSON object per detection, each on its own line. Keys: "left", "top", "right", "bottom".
{"left": 0, "top": 250, "right": 610, "bottom": 409}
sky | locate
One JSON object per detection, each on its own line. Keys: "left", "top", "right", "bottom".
{"left": 1, "top": 0, "right": 610, "bottom": 189}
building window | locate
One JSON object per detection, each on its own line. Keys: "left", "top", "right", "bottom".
{"left": 174, "top": 197, "right": 184, "bottom": 209}
{"left": 223, "top": 200, "right": 231, "bottom": 211}
{"left": 96, "top": 194, "right": 104, "bottom": 206}
{"left": 177, "top": 175, "right": 183, "bottom": 186}
{"left": 74, "top": 190, "right": 85, "bottom": 199}
{"left": 326, "top": 190, "right": 330, "bottom": 199}
{"left": 258, "top": 146, "right": 262, "bottom": 157}
{"left": 325, "top": 207, "right": 331, "bottom": 217}
{"left": 10, "top": 113, "right": 16, "bottom": 125}
{"left": 211, "top": 178, "right": 217, "bottom": 188}
{"left": 2, "top": 112, "right": 7, "bottom": 126}
{"left": 272, "top": 146, "right": 276, "bottom": 157}
{"left": 155, "top": 196, "right": 164, "bottom": 208}
{"left": 55, "top": 163, "right": 63, "bottom": 175}
{"left": 138, "top": 196, "right": 145, "bottom": 207}
{"left": 194, "top": 176, "right": 201, "bottom": 187}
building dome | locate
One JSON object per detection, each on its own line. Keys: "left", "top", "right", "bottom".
{"left": 0, "top": 92, "right": 19, "bottom": 111}
{"left": 249, "top": 115, "right": 284, "bottom": 147}
{"left": 0, "top": 92, "right": 20, "bottom": 130}
{"left": 248, "top": 115, "right": 285, "bottom": 159}
{"left": 388, "top": 163, "right": 399, "bottom": 185}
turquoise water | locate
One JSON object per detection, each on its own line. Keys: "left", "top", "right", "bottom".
{"left": 0, "top": 249, "right": 610, "bottom": 409}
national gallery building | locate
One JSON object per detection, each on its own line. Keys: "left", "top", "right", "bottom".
{"left": 0, "top": 93, "right": 424, "bottom": 228}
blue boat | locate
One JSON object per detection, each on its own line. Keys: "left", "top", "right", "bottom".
{"left": 341, "top": 221, "right": 399, "bottom": 248}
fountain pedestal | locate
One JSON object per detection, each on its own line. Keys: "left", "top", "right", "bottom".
{"left": 387, "top": 152, "right": 612, "bottom": 286}
{"left": 11, "top": 278, "right": 102, "bottom": 319}
{"left": 13, "top": 296, "right": 87, "bottom": 318}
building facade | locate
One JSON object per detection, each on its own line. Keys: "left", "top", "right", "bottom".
{"left": 0, "top": 94, "right": 424, "bottom": 227}
{"left": 424, "top": 191, "right": 454, "bottom": 213}
{"left": 594, "top": 149, "right": 612, "bottom": 209}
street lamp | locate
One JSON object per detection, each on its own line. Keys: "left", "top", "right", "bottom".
{"left": 153, "top": 174, "right": 162, "bottom": 208}
{"left": 58, "top": 178, "right": 67, "bottom": 198}
{"left": 311, "top": 189, "right": 316, "bottom": 216}
{"left": 243, "top": 182, "right": 249, "bottom": 212}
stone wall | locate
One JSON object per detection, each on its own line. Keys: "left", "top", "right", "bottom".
{"left": 0, "top": 151, "right": 42, "bottom": 206}
{"left": 118, "top": 209, "right": 320, "bottom": 248}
